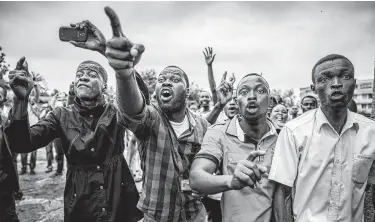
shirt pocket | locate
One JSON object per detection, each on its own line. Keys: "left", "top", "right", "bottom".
{"left": 352, "top": 153, "right": 374, "bottom": 184}
{"left": 226, "top": 152, "right": 247, "bottom": 175}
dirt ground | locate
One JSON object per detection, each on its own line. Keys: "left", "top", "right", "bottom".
{"left": 14, "top": 148, "right": 142, "bottom": 222}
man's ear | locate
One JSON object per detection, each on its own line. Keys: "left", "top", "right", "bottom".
{"left": 311, "top": 84, "right": 316, "bottom": 94}
{"left": 103, "top": 84, "right": 107, "bottom": 92}
{"left": 186, "top": 88, "right": 190, "bottom": 98}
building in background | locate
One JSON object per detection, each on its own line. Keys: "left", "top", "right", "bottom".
{"left": 299, "top": 79, "right": 373, "bottom": 117}
{"left": 353, "top": 79, "right": 373, "bottom": 116}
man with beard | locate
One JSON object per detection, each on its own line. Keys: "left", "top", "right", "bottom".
{"left": 270, "top": 54, "right": 375, "bottom": 222}
{"left": 301, "top": 95, "right": 318, "bottom": 113}
{"left": 5, "top": 53, "right": 143, "bottom": 221}
{"left": 190, "top": 73, "right": 280, "bottom": 222}
{"left": 102, "top": 7, "right": 233, "bottom": 221}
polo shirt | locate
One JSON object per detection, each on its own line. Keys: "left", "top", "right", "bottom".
{"left": 195, "top": 115, "right": 279, "bottom": 222}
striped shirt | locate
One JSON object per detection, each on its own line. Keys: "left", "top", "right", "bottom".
{"left": 119, "top": 103, "right": 209, "bottom": 222}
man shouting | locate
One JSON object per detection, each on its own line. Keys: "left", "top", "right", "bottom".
{"left": 102, "top": 7, "right": 232, "bottom": 222}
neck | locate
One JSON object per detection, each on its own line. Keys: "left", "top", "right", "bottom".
{"left": 166, "top": 107, "right": 186, "bottom": 123}
{"left": 240, "top": 114, "right": 269, "bottom": 140}
{"left": 202, "top": 106, "right": 210, "bottom": 112}
{"left": 321, "top": 105, "right": 348, "bottom": 134}
{"left": 79, "top": 95, "right": 103, "bottom": 110}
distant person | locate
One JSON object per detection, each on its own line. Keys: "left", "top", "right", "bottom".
{"left": 189, "top": 100, "right": 199, "bottom": 113}
{"left": 270, "top": 104, "right": 289, "bottom": 128}
{"left": 301, "top": 95, "right": 318, "bottom": 113}
{"left": 289, "top": 105, "right": 299, "bottom": 119}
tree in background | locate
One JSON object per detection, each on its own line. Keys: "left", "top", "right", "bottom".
{"left": 139, "top": 69, "right": 157, "bottom": 95}
{"left": 270, "top": 88, "right": 296, "bottom": 107}
{"left": 0, "top": 46, "right": 10, "bottom": 79}
{"left": 188, "top": 81, "right": 204, "bottom": 103}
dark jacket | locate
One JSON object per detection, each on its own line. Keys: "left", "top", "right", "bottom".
{"left": 5, "top": 98, "right": 143, "bottom": 222}
{"left": 0, "top": 114, "right": 18, "bottom": 192}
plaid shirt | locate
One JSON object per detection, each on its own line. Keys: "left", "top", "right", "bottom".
{"left": 119, "top": 103, "right": 209, "bottom": 222}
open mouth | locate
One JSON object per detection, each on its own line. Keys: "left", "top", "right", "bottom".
{"left": 330, "top": 91, "right": 345, "bottom": 100}
{"left": 275, "top": 115, "right": 285, "bottom": 121}
{"left": 160, "top": 88, "right": 173, "bottom": 102}
{"left": 246, "top": 103, "right": 258, "bottom": 113}
{"left": 228, "top": 106, "right": 237, "bottom": 111}
{"left": 77, "top": 83, "right": 89, "bottom": 88}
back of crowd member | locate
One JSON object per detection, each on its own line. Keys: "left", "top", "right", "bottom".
{"left": 301, "top": 95, "right": 318, "bottom": 113}
{"left": 190, "top": 73, "right": 280, "bottom": 222}
{"left": 270, "top": 103, "right": 289, "bottom": 128}
{"left": 269, "top": 54, "right": 375, "bottom": 222}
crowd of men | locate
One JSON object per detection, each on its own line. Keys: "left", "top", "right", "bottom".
{"left": 0, "top": 6, "right": 375, "bottom": 222}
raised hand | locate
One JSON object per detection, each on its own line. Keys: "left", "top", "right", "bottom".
{"left": 216, "top": 71, "right": 235, "bottom": 106}
{"left": 8, "top": 57, "right": 34, "bottom": 100}
{"left": 228, "top": 150, "right": 268, "bottom": 190}
{"left": 203, "top": 47, "right": 216, "bottom": 66}
{"left": 69, "top": 20, "right": 107, "bottom": 56}
{"left": 104, "top": 6, "right": 145, "bottom": 77}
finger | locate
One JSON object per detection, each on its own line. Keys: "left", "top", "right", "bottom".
{"left": 130, "top": 44, "right": 145, "bottom": 57}
{"left": 16, "top": 57, "right": 26, "bottom": 70}
{"left": 70, "top": 23, "right": 77, "bottom": 28}
{"left": 221, "top": 71, "right": 227, "bottom": 83}
{"left": 241, "top": 161, "right": 262, "bottom": 181}
{"left": 203, "top": 51, "right": 206, "bottom": 57}
{"left": 22, "top": 60, "right": 29, "bottom": 74}
{"left": 107, "top": 58, "right": 133, "bottom": 70}
{"left": 105, "top": 6, "right": 124, "bottom": 38}
{"left": 212, "top": 54, "right": 216, "bottom": 61}
{"left": 69, "top": 41, "right": 85, "bottom": 48}
{"left": 247, "top": 150, "right": 266, "bottom": 162}
{"left": 106, "top": 38, "right": 131, "bottom": 50}
{"left": 105, "top": 48, "right": 131, "bottom": 60}
{"left": 258, "top": 164, "right": 268, "bottom": 174}
{"left": 209, "top": 47, "right": 213, "bottom": 54}
{"left": 234, "top": 169, "right": 255, "bottom": 188}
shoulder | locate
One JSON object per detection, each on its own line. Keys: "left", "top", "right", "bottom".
{"left": 284, "top": 109, "right": 316, "bottom": 132}
{"left": 352, "top": 112, "right": 375, "bottom": 131}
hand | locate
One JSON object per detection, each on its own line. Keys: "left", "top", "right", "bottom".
{"left": 228, "top": 150, "right": 268, "bottom": 190}
{"left": 203, "top": 47, "right": 216, "bottom": 66}
{"left": 8, "top": 57, "right": 34, "bottom": 100}
{"left": 104, "top": 6, "right": 145, "bottom": 77}
{"left": 69, "top": 81, "right": 75, "bottom": 96}
{"left": 216, "top": 72, "right": 235, "bottom": 106}
{"left": 69, "top": 20, "right": 107, "bottom": 56}
{"left": 191, "top": 190, "right": 206, "bottom": 199}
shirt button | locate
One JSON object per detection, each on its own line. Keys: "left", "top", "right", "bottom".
{"left": 90, "top": 115, "right": 93, "bottom": 118}
{"left": 102, "top": 208, "right": 105, "bottom": 212}
{"left": 100, "top": 186, "right": 103, "bottom": 190}
{"left": 74, "top": 194, "right": 76, "bottom": 197}
{"left": 91, "top": 148, "right": 95, "bottom": 152}
{"left": 121, "top": 183, "right": 124, "bottom": 186}
{"left": 97, "top": 166, "right": 100, "bottom": 170}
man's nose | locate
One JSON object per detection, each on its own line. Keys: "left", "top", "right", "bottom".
{"left": 331, "top": 77, "right": 343, "bottom": 90}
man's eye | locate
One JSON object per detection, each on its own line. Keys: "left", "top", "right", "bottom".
{"left": 257, "top": 89, "right": 264, "bottom": 94}
{"left": 172, "top": 79, "right": 180, "bottom": 83}
{"left": 343, "top": 75, "right": 351, "bottom": 80}
{"left": 240, "top": 90, "right": 248, "bottom": 95}
{"left": 158, "top": 78, "right": 165, "bottom": 83}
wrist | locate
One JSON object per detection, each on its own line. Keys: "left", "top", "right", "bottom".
{"left": 225, "top": 176, "right": 233, "bottom": 190}
{"left": 215, "top": 102, "right": 226, "bottom": 110}
{"left": 115, "top": 68, "right": 135, "bottom": 80}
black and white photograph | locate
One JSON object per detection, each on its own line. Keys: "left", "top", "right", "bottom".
{"left": 0, "top": 1, "right": 375, "bottom": 222}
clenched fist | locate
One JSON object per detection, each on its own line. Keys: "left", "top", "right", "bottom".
{"left": 8, "top": 57, "right": 34, "bottom": 100}
{"left": 104, "top": 6, "right": 145, "bottom": 77}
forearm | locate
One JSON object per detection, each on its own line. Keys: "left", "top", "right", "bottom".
{"left": 190, "top": 169, "right": 231, "bottom": 195}
{"left": 207, "top": 65, "right": 217, "bottom": 104}
{"left": 33, "top": 85, "right": 40, "bottom": 103}
{"left": 273, "top": 183, "right": 293, "bottom": 222}
{"left": 116, "top": 69, "right": 144, "bottom": 116}
{"left": 205, "top": 103, "right": 225, "bottom": 124}
{"left": 11, "top": 98, "right": 28, "bottom": 120}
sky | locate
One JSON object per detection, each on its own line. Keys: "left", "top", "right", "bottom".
{"left": 0, "top": 1, "right": 374, "bottom": 94}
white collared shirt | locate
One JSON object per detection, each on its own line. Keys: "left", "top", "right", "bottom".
{"left": 269, "top": 108, "right": 375, "bottom": 222}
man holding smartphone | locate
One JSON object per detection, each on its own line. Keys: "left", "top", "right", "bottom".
{"left": 189, "top": 73, "right": 279, "bottom": 222}
{"left": 5, "top": 54, "right": 144, "bottom": 221}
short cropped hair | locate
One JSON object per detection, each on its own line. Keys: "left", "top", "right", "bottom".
{"left": 301, "top": 95, "right": 317, "bottom": 106}
{"left": 237, "top": 73, "right": 270, "bottom": 95}
{"left": 311, "top": 54, "right": 354, "bottom": 83}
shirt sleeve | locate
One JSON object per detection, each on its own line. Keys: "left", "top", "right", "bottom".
{"left": 194, "top": 126, "right": 223, "bottom": 167}
{"left": 268, "top": 126, "right": 298, "bottom": 187}
{"left": 368, "top": 161, "right": 375, "bottom": 185}
{"left": 117, "top": 95, "right": 160, "bottom": 141}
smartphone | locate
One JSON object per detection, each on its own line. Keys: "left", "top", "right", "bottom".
{"left": 59, "top": 26, "right": 88, "bottom": 42}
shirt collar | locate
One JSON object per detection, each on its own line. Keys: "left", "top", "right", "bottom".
{"left": 226, "top": 115, "right": 279, "bottom": 142}
{"left": 316, "top": 107, "right": 359, "bottom": 133}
